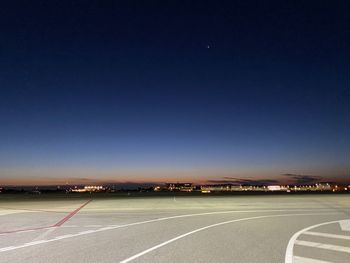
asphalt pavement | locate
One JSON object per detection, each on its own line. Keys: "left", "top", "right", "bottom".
{"left": 0, "top": 195, "right": 349, "bottom": 263}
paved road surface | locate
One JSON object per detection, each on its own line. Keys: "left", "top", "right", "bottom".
{"left": 0, "top": 195, "right": 349, "bottom": 262}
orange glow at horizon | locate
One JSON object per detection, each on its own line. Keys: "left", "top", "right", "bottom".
{"left": 1, "top": 166, "right": 349, "bottom": 186}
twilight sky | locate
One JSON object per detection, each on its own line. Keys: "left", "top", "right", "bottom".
{"left": 1, "top": 1, "right": 350, "bottom": 185}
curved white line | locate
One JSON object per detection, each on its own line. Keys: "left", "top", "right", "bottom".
{"left": 0, "top": 208, "right": 333, "bottom": 236}
{"left": 0, "top": 210, "right": 340, "bottom": 254}
{"left": 119, "top": 213, "right": 339, "bottom": 263}
{"left": 284, "top": 219, "right": 345, "bottom": 263}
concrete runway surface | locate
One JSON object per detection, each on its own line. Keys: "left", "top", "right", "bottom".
{"left": 0, "top": 195, "right": 349, "bottom": 263}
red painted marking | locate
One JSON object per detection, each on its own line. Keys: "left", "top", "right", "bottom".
{"left": 0, "top": 199, "right": 92, "bottom": 234}
{"left": 0, "top": 226, "right": 53, "bottom": 235}
{"left": 53, "top": 199, "right": 92, "bottom": 227}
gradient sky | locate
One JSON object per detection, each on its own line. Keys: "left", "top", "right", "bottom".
{"left": 1, "top": 1, "right": 350, "bottom": 185}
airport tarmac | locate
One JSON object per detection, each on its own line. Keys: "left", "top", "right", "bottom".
{"left": 0, "top": 194, "right": 349, "bottom": 263}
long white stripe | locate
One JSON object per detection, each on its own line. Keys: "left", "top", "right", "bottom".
{"left": 285, "top": 220, "right": 342, "bottom": 263}
{"left": 295, "top": 240, "right": 350, "bottom": 253}
{"left": 0, "top": 208, "right": 335, "bottom": 236}
{"left": 304, "top": 231, "right": 350, "bottom": 240}
{"left": 293, "top": 256, "right": 332, "bottom": 263}
{"left": 118, "top": 213, "right": 339, "bottom": 263}
{"left": 0, "top": 211, "right": 339, "bottom": 254}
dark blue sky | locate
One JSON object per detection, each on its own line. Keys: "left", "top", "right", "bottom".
{"left": 1, "top": 1, "right": 350, "bottom": 185}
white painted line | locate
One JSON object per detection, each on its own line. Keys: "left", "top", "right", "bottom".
{"left": 118, "top": 213, "right": 339, "bottom": 263}
{"left": 78, "top": 230, "right": 96, "bottom": 235}
{"left": 52, "top": 234, "right": 74, "bottom": 240}
{"left": 304, "top": 231, "right": 350, "bottom": 240}
{"left": 0, "top": 247, "right": 16, "bottom": 252}
{"left": 0, "top": 211, "right": 340, "bottom": 254}
{"left": 32, "top": 227, "right": 58, "bottom": 242}
{"left": 99, "top": 226, "right": 117, "bottom": 231}
{"left": 293, "top": 255, "right": 332, "bottom": 263}
{"left": 25, "top": 240, "right": 48, "bottom": 246}
{"left": 295, "top": 240, "right": 350, "bottom": 254}
{"left": 339, "top": 220, "right": 350, "bottom": 231}
{"left": 0, "top": 208, "right": 328, "bottom": 236}
{"left": 60, "top": 225, "right": 119, "bottom": 228}
{"left": 285, "top": 220, "right": 342, "bottom": 263}
{"left": 0, "top": 211, "right": 31, "bottom": 216}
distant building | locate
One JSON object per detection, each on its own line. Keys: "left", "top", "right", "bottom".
{"left": 71, "top": 185, "right": 105, "bottom": 192}
{"left": 201, "top": 184, "right": 236, "bottom": 192}
{"left": 165, "top": 183, "right": 194, "bottom": 192}
{"left": 200, "top": 184, "right": 269, "bottom": 192}
{"left": 267, "top": 185, "right": 288, "bottom": 191}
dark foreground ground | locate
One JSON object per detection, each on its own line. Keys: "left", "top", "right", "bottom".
{"left": 0, "top": 194, "right": 349, "bottom": 263}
